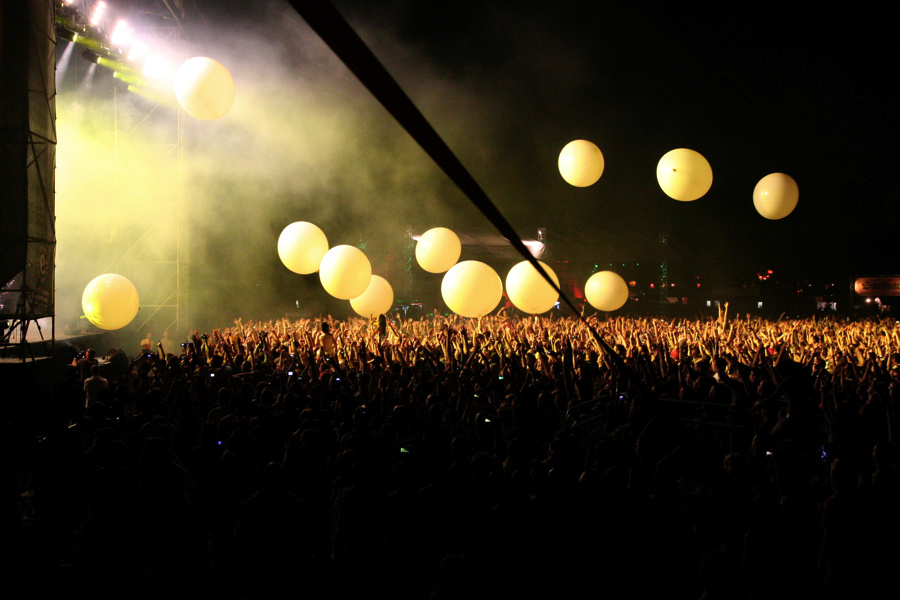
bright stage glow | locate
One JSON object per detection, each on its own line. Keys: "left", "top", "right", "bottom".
{"left": 89, "top": 1, "right": 107, "bottom": 27}
{"left": 141, "top": 54, "right": 174, "bottom": 81}
{"left": 128, "top": 41, "right": 149, "bottom": 63}
{"left": 522, "top": 240, "right": 545, "bottom": 257}
{"left": 110, "top": 20, "right": 136, "bottom": 50}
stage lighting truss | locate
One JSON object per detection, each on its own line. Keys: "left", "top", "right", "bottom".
{"left": 55, "top": 0, "right": 191, "bottom": 334}
{"left": 54, "top": 0, "right": 178, "bottom": 87}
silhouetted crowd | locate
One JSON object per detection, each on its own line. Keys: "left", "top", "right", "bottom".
{"left": 5, "top": 308, "right": 900, "bottom": 599}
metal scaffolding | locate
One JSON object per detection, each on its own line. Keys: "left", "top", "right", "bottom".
{"left": 111, "top": 14, "right": 187, "bottom": 335}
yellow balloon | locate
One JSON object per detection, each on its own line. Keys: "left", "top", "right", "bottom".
{"left": 584, "top": 270, "right": 629, "bottom": 312}
{"left": 558, "top": 139, "right": 605, "bottom": 187}
{"left": 174, "top": 57, "right": 235, "bottom": 120}
{"left": 278, "top": 221, "right": 329, "bottom": 274}
{"left": 81, "top": 274, "right": 140, "bottom": 330}
{"left": 753, "top": 173, "right": 799, "bottom": 220}
{"left": 319, "top": 245, "right": 372, "bottom": 300}
{"left": 441, "top": 260, "right": 502, "bottom": 318}
{"left": 505, "top": 260, "right": 559, "bottom": 314}
{"left": 350, "top": 275, "right": 394, "bottom": 318}
{"left": 656, "top": 148, "right": 713, "bottom": 201}
{"left": 415, "top": 227, "right": 461, "bottom": 273}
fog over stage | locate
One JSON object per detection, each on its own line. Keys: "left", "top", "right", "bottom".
{"left": 53, "top": 0, "right": 898, "bottom": 341}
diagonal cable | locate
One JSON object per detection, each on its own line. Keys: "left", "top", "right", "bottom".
{"left": 285, "top": 0, "right": 620, "bottom": 359}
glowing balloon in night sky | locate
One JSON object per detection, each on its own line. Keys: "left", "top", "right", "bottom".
{"left": 657, "top": 148, "right": 713, "bottom": 201}
{"left": 753, "top": 172, "right": 799, "bottom": 220}
{"left": 558, "top": 139, "right": 605, "bottom": 187}
{"left": 584, "top": 270, "right": 629, "bottom": 312}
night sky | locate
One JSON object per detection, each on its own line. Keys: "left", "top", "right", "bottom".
{"left": 55, "top": 0, "right": 900, "bottom": 323}
{"left": 203, "top": 0, "right": 899, "bottom": 283}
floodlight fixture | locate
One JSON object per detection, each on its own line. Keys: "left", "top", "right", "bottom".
{"left": 90, "top": 1, "right": 107, "bottom": 27}
{"left": 110, "top": 19, "right": 136, "bottom": 50}
{"left": 81, "top": 48, "right": 101, "bottom": 64}
{"left": 522, "top": 240, "right": 545, "bottom": 258}
{"left": 97, "top": 55, "right": 128, "bottom": 72}
{"left": 112, "top": 70, "right": 144, "bottom": 86}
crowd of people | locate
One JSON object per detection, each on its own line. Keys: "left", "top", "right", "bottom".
{"left": 5, "top": 306, "right": 900, "bottom": 599}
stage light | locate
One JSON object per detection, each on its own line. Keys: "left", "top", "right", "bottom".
{"left": 127, "top": 41, "right": 149, "bottom": 63}
{"left": 142, "top": 54, "right": 174, "bottom": 81}
{"left": 125, "top": 83, "right": 169, "bottom": 103}
{"left": 522, "top": 240, "right": 545, "bottom": 257}
{"left": 97, "top": 56, "right": 127, "bottom": 71}
{"left": 56, "top": 27, "right": 78, "bottom": 44}
{"left": 110, "top": 20, "right": 136, "bottom": 50}
{"left": 69, "top": 31, "right": 105, "bottom": 53}
{"left": 82, "top": 48, "right": 101, "bottom": 64}
{"left": 113, "top": 70, "right": 144, "bottom": 85}
{"left": 89, "top": 1, "right": 107, "bottom": 27}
